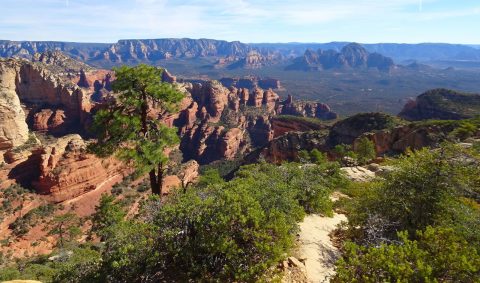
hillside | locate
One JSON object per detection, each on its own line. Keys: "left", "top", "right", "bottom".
{"left": 286, "top": 43, "right": 395, "bottom": 72}
{"left": 2, "top": 39, "right": 480, "bottom": 67}
{"left": 399, "top": 88, "right": 480, "bottom": 120}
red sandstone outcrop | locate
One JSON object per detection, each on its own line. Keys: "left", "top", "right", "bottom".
{"left": 77, "top": 69, "right": 91, "bottom": 88}
{"left": 258, "top": 131, "right": 330, "bottom": 164}
{"left": 31, "top": 109, "right": 66, "bottom": 134}
{"left": 277, "top": 95, "right": 338, "bottom": 120}
{"left": 263, "top": 89, "right": 279, "bottom": 111}
{"left": 189, "top": 81, "right": 228, "bottom": 122}
{"left": 1, "top": 57, "right": 94, "bottom": 135}
{"left": 219, "top": 128, "right": 244, "bottom": 160}
{"left": 162, "top": 159, "right": 199, "bottom": 194}
{"left": 249, "top": 88, "right": 264, "bottom": 107}
{"left": 31, "top": 135, "right": 126, "bottom": 202}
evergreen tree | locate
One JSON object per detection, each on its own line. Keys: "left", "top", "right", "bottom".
{"left": 90, "top": 64, "right": 184, "bottom": 195}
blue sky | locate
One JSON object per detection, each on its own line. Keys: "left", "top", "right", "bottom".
{"left": 0, "top": 0, "right": 479, "bottom": 44}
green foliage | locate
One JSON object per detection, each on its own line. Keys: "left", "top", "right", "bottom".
{"left": 90, "top": 194, "right": 126, "bottom": 240}
{"left": 354, "top": 137, "right": 376, "bottom": 164}
{"left": 48, "top": 213, "right": 81, "bottom": 248}
{"left": 52, "top": 246, "right": 103, "bottom": 283}
{"left": 196, "top": 169, "right": 225, "bottom": 188}
{"left": 348, "top": 144, "right": 480, "bottom": 241}
{"left": 98, "top": 221, "right": 158, "bottom": 282}
{"left": 89, "top": 64, "right": 184, "bottom": 194}
{"left": 199, "top": 158, "right": 242, "bottom": 178}
{"left": 333, "top": 144, "right": 356, "bottom": 159}
{"left": 336, "top": 143, "right": 480, "bottom": 282}
{"left": 473, "top": 140, "right": 480, "bottom": 153}
{"left": 333, "top": 227, "right": 480, "bottom": 283}
{"left": 144, "top": 161, "right": 345, "bottom": 281}
{"left": 152, "top": 185, "right": 294, "bottom": 281}
{"left": 0, "top": 263, "right": 55, "bottom": 282}
{"left": 274, "top": 115, "right": 331, "bottom": 127}
{"left": 0, "top": 159, "right": 346, "bottom": 282}
{"left": 298, "top": 149, "right": 328, "bottom": 164}
{"left": 0, "top": 245, "right": 102, "bottom": 283}
{"left": 450, "top": 120, "right": 478, "bottom": 139}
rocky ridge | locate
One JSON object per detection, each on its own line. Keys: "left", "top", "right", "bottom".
{"left": 399, "top": 88, "right": 480, "bottom": 121}
{"left": 286, "top": 43, "right": 395, "bottom": 72}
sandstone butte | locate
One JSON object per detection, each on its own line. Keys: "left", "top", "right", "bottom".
{"left": 0, "top": 52, "right": 341, "bottom": 205}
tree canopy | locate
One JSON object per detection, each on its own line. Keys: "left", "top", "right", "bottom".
{"left": 90, "top": 64, "right": 184, "bottom": 195}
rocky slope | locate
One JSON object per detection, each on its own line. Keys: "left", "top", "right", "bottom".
{"left": 1, "top": 51, "right": 339, "bottom": 190}
{"left": 173, "top": 79, "right": 339, "bottom": 163}
{"left": 398, "top": 88, "right": 480, "bottom": 121}
{"left": 0, "top": 39, "right": 253, "bottom": 65}
{"left": 286, "top": 43, "right": 395, "bottom": 72}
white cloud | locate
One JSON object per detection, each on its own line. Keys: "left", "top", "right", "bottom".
{"left": 0, "top": 0, "right": 478, "bottom": 43}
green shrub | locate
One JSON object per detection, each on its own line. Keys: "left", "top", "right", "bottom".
{"left": 451, "top": 121, "right": 478, "bottom": 139}
{"left": 333, "top": 226, "right": 480, "bottom": 283}
{"left": 346, "top": 144, "right": 480, "bottom": 243}
{"left": 355, "top": 137, "right": 376, "bottom": 164}
{"left": 0, "top": 159, "right": 348, "bottom": 282}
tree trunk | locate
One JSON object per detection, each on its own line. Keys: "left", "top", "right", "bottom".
{"left": 149, "top": 169, "right": 160, "bottom": 195}
{"left": 157, "top": 163, "right": 165, "bottom": 196}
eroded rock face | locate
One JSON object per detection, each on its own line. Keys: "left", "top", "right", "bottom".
{"left": 277, "top": 95, "right": 338, "bottom": 120}
{"left": 258, "top": 131, "right": 330, "bottom": 164}
{"left": 31, "top": 109, "right": 66, "bottom": 134}
{"left": 219, "top": 128, "right": 244, "bottom": 160}
{"left": 189, "top": 81, "right": 229, "bottom": 122}
{"left": 0, "top": 59, "right": 29, "bottom": 150}
{"left": 31, "top": 135, "right": 125, "bottom": 202}
{"left": 353, "top": 123, "right": 451, "bottom": 156}
{"left": 6, "top": 58, "right": 94, "bottom": 135}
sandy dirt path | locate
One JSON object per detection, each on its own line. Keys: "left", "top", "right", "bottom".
{"left": 297, "top": 213, "right": 347, "bottom": 283}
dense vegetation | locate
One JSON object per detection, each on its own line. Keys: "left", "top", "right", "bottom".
{"left": 334, "top": 143, "right": 480, "bottom": 282}
{"left": 0, "top": 158, "right": 346, "bottom": 282}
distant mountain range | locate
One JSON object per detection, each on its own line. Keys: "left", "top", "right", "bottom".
{"left": 285, "top": 43, "right": 395, "bottom": 72}
{"left": 1, "top": 38, "right": 480, "bottom": 68}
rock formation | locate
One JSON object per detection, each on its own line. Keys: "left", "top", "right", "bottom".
{"left": 226, "top": 51, "right": 280, "bottom": 69}
{"left": 286, "top": 43, "right": 395, "bottom": 72}
{"left": 398, "top": 88, "right": 480, "bottom": 121}
{"left": 258, "top": 130, "right": 330, "bottom": 164}
{"left": 277, "top": 95, "right": 338, "bottom": 120}
{"left": 31, "top": 135, "right": 126, "bottom": 202}
{"left": 271, "top": 116, "right": 328, "bottom": 138}
{"left": 0, "top": 59, "right": 29, "bottom": 150}
{"left": 327, "top": 112, "right": 402, "bottom": 146}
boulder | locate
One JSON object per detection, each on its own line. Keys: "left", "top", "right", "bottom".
{"left": 341, "top": 166, "right": 376, "bottom": 182}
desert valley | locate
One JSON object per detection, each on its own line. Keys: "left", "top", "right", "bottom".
{"left": 0, "top": 1, "right": 479, "bottom": 282}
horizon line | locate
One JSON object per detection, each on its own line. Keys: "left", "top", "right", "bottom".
{"left": 1, "top": 37, "right": 479, "bottom": 46}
